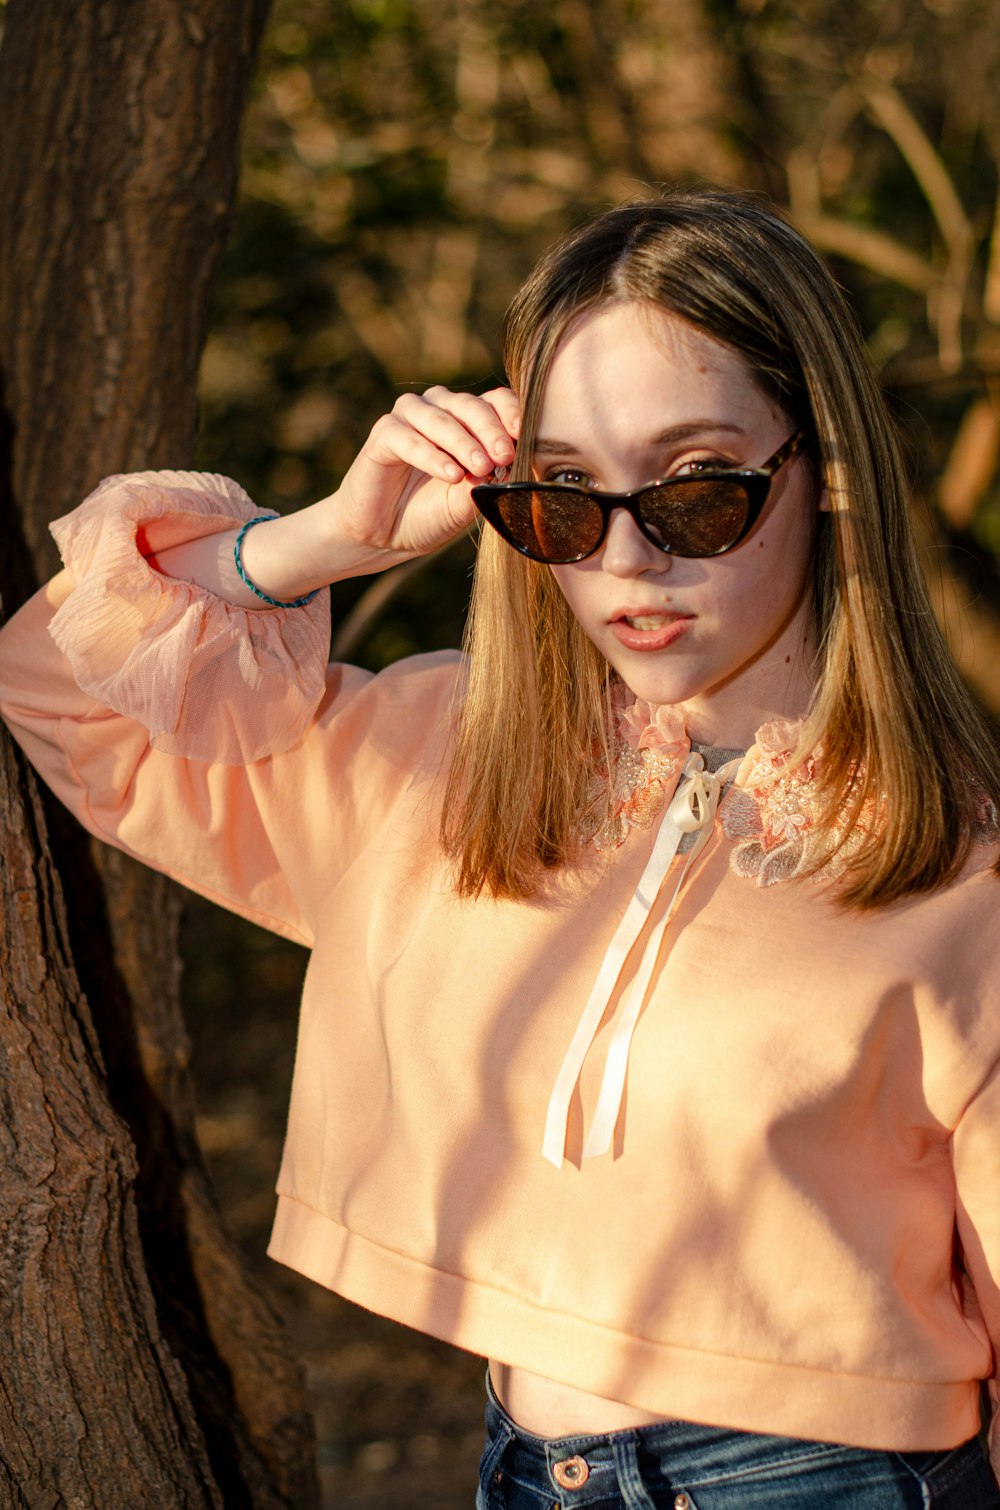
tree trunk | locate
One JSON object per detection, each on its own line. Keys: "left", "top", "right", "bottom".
{"left": 0, "top": 1, "right": 320, "bottom": 1504}
{"left": 0, "top": 719, "right": 224, "bottom": 1510}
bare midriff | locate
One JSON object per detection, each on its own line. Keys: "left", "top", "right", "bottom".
{"left": 488, "top": 1359, "right": 672, "bottom": 1438}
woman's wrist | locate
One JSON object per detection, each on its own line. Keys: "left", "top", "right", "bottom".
{"left": 238, "top": 499, "right": 413, "bottom": 602}
{"left": 150, "top": 497, "right": 410, "bottom": 608}
{"left": 233, "top": 517, "right": 321, "bottom": 608}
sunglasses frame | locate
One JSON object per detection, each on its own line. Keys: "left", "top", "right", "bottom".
{"left": 471, "top": 431, "right": 806, "bottom": 564}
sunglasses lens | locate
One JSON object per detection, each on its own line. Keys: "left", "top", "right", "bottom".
{"left": 495, "top": 489, "right": 605, "bottom": 562}
{"left": 640, "top": 478, "right": 751, "bottom": 556}
{"left": 479, "top": 476, "right": 758, "bottom": 562}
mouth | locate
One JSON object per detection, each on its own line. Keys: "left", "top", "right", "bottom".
{"left": 610, "top": 611, "right": 693, "bottom": 652}
{"left": 623, "top": 614, "right": 669, "bottom": 630}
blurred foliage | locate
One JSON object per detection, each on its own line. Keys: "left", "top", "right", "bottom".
{"left": 196, "top": 0, "right": 1000, "bottom": 668}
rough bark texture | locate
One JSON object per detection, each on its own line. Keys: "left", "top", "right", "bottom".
{"left": 0, "top": 1, "right": 320, "bottom": 1504}
{"left": 0, "top": 725, "right": 223, "bottom": 1510}
{"left": 0, "top": 0, "right": 266, "bottom": 570}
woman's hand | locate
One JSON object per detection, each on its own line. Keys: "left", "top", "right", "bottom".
{"left": 327, "top": 385, "right": 520, "bottom": 566}
{"left": 151, "top": 386, "right": 520, "bottom": 608}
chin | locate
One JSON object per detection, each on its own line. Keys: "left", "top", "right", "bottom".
{"left": 610, "top": 667, "right": 706, "bottom": 709}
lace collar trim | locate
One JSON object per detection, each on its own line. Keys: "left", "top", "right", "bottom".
{"left": 585, "top": 697, "right": 841, "bottom": 889}
{"left": 586, "top": 697, "right": 826, "bottom": 884}
{"left": 588, "top": 695, "right": 997, "bottom": 888}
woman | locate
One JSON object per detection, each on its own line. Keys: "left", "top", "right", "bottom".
{"left": 2, "top": 189, "right": 1000, "bottom": 1508}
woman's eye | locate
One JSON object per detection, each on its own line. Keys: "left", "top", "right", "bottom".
{"left": 673, "top": 455, "right": 728, "bottom": 476}
{"left": 546, "top": 468, "right": 593, "bottom": 488}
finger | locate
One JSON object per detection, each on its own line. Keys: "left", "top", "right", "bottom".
{"left": 480, "top": 386, "right": 521, "bottom": 441}
{"left": 392, "top": 392, "right": 493, "bottom": 477}
{"left": 401, "top": 388, "right": 516, "bottom": 473}
{"left": 428, "top": 386, "right": 520, "bottom": 463}
{"left": 368, "top": 411, "right": 466, "bottom": 483}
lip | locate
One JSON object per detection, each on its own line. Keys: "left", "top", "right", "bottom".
{"left": 610, "top": 612, "right": 693, "bottom": 652}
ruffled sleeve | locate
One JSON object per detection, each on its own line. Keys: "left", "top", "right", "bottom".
{"left": 0, "top": 471, "right": 462, "bottom": 947}
{"left": 47, "top": 470, "right": 331, "bottom": 764}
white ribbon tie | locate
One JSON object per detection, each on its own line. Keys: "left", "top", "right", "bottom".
{"left": 542, "top": 753, "right": 740, "bottom": 1168}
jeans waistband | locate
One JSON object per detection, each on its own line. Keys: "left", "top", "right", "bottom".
{"left": 484, "top": 1366, "right": 830, "bottom": 1479}
{"left": 481, "top": 1368, "right": 985, "bottom": 1502}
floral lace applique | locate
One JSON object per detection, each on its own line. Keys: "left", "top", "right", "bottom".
{"left": 587, "top": 699, "right": 998, "bottom": 882}
{"left": 587, "top": 702, "right": 873, "bottom": 883}
{"left": 718, "top": 717, "right": 877, "bottom": 887}
{"left": 585, "top": 699, "right": 689, "bottom": 854}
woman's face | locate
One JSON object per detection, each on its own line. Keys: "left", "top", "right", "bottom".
{"left": 538, "top": 302, "right": 822, "bottom": 746}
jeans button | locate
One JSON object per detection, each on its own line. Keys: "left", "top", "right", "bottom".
{"left": 553, "top": 1455, "right": 590, "bottom": 1489}
{"left": 674, "top": 1495, "right": 691, "bottom": 1509}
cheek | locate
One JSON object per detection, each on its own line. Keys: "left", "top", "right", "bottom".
{"left": 548, "top": 564, "right": 614, "bottom": 655}
{"left": 549, "top": 564, "right": 590, "bottom": 622}
{"left": 745, "top": 504, "right": 818, "bottom": 596}
{"left": 704, "top": 523, "right": 815, "bottom": 634}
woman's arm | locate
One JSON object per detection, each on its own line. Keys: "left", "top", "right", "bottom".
{"left": 149, "top": 386, "right": 520, "bottom": 605}
{"left": 953, "top": 1059, "right": 1000, "bottom": 1485}
{"left": 0, "top": 384, "right": 519, "bottom": 942}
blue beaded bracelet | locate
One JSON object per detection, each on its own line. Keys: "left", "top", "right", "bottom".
{"left": 233, "top": 515, "right": 320, "bottom": 608}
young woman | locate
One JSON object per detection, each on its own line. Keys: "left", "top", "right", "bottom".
{"left": 2, "top": 188, "right": 1000, "bottom": 1509}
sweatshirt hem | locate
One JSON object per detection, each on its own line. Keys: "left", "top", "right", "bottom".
{"left": 268, "top": 1193, "right": 981, "bottom": 1453}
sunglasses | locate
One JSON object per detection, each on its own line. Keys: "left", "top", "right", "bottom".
{"left": 471, "top": 432, "right": 805, "bottom": 565}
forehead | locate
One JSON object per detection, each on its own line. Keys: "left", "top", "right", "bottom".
{"left": 535, "top": 302, "right": 779, "bottom": 449}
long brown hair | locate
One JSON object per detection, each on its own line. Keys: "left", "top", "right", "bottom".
{"left": 442, "top": 188, "right": 1000, "bottom": 905}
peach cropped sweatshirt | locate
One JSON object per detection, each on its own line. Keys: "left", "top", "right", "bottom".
{"left": 2, "top": 470, "right": 1000, "bottom": 1475}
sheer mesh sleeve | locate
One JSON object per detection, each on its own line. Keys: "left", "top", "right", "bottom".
{"left": 47, "top": 470, "right": 331, "bottom": 764}
{"left": 0, "top": 472, "right": 461, "bottom": 944}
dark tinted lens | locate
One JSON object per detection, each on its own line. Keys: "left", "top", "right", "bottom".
{"left": 497, "top": 489, "right": 605, "bottom": 562}
{"left": 639, "top": 478, "right": 751, "bottom": 556}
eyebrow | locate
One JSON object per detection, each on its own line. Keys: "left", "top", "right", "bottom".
{"left": 533, "top": 422, "right": 748, "bottom": 456}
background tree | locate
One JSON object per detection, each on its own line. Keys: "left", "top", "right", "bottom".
{"left": 0, "top": 0, "right": 320, "bottom": 1504}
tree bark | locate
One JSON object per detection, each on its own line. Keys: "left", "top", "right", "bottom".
{"left": 0, "top": 722, "right": 223, "bottom": 1510}
{"left": 0, "top": 0, "right": 266, "bottom": 570}
{"left": 0, "top": 1, "right": 320, "bottom": 1504}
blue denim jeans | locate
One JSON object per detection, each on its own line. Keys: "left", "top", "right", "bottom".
{"left": 476, "top": 1372, "right": 1000, "bottom": 1509}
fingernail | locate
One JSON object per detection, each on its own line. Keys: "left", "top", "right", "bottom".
{"left": 493, "top": 439, "right": 514, "bottom": 459}
{"left": 445, "top": 462, "right": 462, "bottom": 480}
{"left": 470, "top": 448, "right": 489, "bottom": 470}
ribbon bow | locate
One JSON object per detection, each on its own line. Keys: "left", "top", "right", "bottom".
{"left": 542, "top": 752, "right": 739, "bottom": 1168}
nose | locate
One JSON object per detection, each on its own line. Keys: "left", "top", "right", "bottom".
{"left": 599, "top": 507, "right": 671, "bottom": 578}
